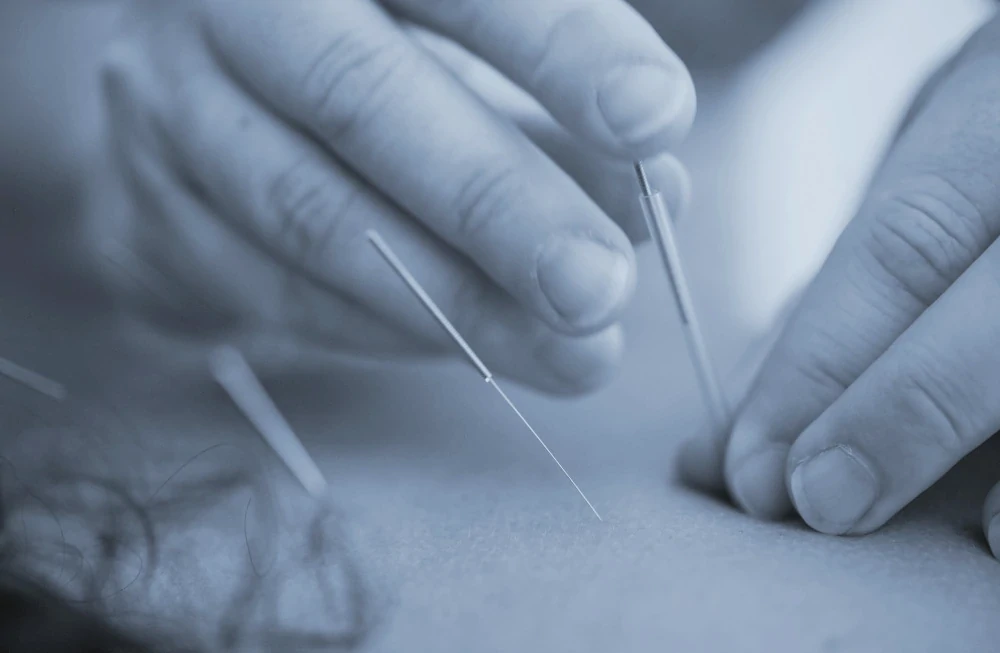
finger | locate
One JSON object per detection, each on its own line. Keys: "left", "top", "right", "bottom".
{"left": 386, "top": 0, "right": 696, "bottom": 156}
{"left": 677, "top": 284, "right": 805, "bottom": 492}
{"left": 100, "top": 102, "right": 413, "bottom": 356}
{"left": 984, "top": 481, "right": 1000, "bottom": 559}
{"left": 205, "top": 1, "right": 638, "bottom": 335}
{"left": 519, "top": 119, "right": 690, "bottom": 242}
{"left": 721, "top": 21, "right": 1000, "bottom": 520}
{"left": 400, "top": 21, "right": 540, "bottom": 119}
{"left": 130, "top": 48, "right": 623, "bottom": 396}
{"left": 99, "top": 48, "right": 416, "bottom": 356}
{"left": 405, "top": 27, "right": 691, "bottom": 239}
{"left": 786, "top": 236, "right": 1000, "bottom": 535}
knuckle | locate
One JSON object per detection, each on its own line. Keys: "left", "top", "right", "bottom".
{"left": 453, "top": 163, "right": 525, "bottom": 242}
{"left": 864, "top": 175, "right": 987, "bottom": 306}
{"left": 299, "top": 32, "right": 409, "bottom": 142}
{"left": 892, "top": 347, "right": 972, "bottom": 454}
{"left": 772, "top": 311, "right": 858, "bottom": 393}
{"left": 529, "top": 4, "right": 611, "bottom": 82}
{"left": 787, "top": 342, "right": 852, "bottom": 394}
{"left": 265, "top": 157, "right": 356, "bottom": 273}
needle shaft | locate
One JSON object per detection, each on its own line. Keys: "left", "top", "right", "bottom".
{"left": 366, "top": 230, "right": 601, "bottom": 520}
{"left": 210, "top": 346, "right": 328, "bottom": 498}
{"left": 0, "top": 355, "right": 66, "bottom": 401}
{"left": 367, "top": 230, "right": 492, "bottom": 381}
{"left": 635, "top": 161, "right": 730, "bottom": 430}
{"left": 488, "top": 379, "right": 602, "bottom": 521}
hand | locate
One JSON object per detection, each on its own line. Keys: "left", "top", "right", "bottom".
{"left": 680, "top": 16, "right": 1000, "bottom": 554}
{"left": 87, "top": 0, "right": 695, "bottom": 395}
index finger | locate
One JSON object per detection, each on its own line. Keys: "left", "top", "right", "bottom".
{"left": 205, "top": 0, "right": 638, "bottom": 335}
{"left": 384, "top": 0, "right": 696, "bottom": 157}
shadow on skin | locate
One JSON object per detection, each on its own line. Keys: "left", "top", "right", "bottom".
{"left": 674, "top": 428, "right": 1000, "bottom": 552}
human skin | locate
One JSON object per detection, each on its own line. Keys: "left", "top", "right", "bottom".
{"left": 1, "top": 0, "right": 814, "bottom": 397}
{"left": 680, "top": 13, "right": 1000, "bottom": 560}
{"left": 2, "top": 0, "right": 703, "bottom": 398}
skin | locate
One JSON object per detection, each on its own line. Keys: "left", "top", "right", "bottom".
{"left": 56, "top": 0, "right": 700, "bottom": 399}
{"left": 0, "top": 0, "right": 812, "bottom": 395}
{"left": 11, "top": 0, "right": 998, "bottom": 570}
{"left": 679, "top": 15, "right": 1000, "bottom": 560}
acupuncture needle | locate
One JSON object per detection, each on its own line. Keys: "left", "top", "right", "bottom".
{"left": 210, "top": 345, "right": 328, "bottom": 499}
{"left": 0, "top": 355, "right": 66, "bottom": 401}
{"left": 366, "top": 229, "right": 602, "bottom": 521}
{"left": 635, "top": 161, "right": 730, "bottom": 431}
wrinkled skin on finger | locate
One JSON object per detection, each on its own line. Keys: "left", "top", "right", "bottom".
{"left": 678, "top": 15, "right": 1000, "bottom": 559}
{"left": 72, "top": 0, "right": 699, "bottom": 397}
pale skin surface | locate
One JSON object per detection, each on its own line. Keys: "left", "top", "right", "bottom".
{"left": 3, "top": 0, "right": 999, "bottom": 619}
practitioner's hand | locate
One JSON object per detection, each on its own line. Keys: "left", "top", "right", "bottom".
{"left": 680, "top": 16, "right": 1000, "bottom": 554}
{"left": 89, "top": 0, "right": 694, "bottom": 395}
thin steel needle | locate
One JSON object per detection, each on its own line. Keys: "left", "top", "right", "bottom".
{"left": 635, "top": 161, "right": 730, "bottom": 431}
{"left": 488, "top": 379, "right": 602, "bottom": 520}
{"left": 210, "top": 345, "right": 328, "bottom": 499}
{"left": 366, "top": 229, "right": 602, "bottom": 521}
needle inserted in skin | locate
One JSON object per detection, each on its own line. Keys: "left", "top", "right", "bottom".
{"left": 210, "top": 345, "right": 328, "bottom": 499}
{"left": 0, "top": 355, "right": 66, "bottom": 401}
{"left": 366, "top": 229, "right": 602, "bottom": 521}
{"left": 634, "top": 161, "right": 730, "bottom": 431}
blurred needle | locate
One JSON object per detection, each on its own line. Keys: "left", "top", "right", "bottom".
{"left": 0, "top": 355, "right": 66, "bottom": 401}
{"left": 366, "top": 229, "right": 602, "bottom": 521}
{"left": 210, "top": 345, "right": 328, "bottom": 499}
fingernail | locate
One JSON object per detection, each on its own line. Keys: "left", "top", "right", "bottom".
{"left": 988, "top": 513, "right": 1000, "bottom": 559}
{"left": 598, "top": 65, "right": 686, "bottom": 146}
{"left": 730, "top": 446, "right": 792, "bottom": 520}
{"left": 537, "top": 238, "right": 632, "bottom": 330}
{"left": 789, "top": 445, "right": 878, "bottom": 535}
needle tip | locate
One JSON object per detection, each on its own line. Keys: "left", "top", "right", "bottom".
{"left": 634, "top": 160, "right": 652, "bottom": 196}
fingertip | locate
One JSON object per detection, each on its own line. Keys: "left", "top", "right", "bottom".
{"left": 722, "top": 412, "right": 795, "bottom": 520}
{"left": 639, "top": 154, "right": 692, "bottom": 225}
{"left": 726, "top": 445, "right": 793, "bottom": 521}
{"left": 535, "top": 324, "right": 625, "bottom": 396}
{"left": 983, "top": 483, "right": 1000, "bottom": 559}
{"left": 536, "top": 235, "right": 637, "bottom": 335}
{"left": 677, "top": 434, "right": 726, "bottom": 492}
{"left": 989, "top": 517, "right": 1000, "bottom": 560}
{"left": 596, "top": 62, "right": 697, "bottom": 156}
{"left": 787, "top": 444, "right": 879, "bottom": 536}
